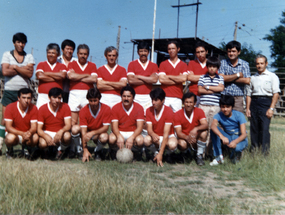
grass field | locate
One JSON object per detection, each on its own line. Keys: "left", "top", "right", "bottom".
{"left": 0, "top": 115, "right": 285, "bottom": 214}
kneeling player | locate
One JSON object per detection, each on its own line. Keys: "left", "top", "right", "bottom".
{"left": 109, "top": 86, "right": 144, "bottom": 159}
{"left": 4, "top": 88, "right": 38, "bottom": 158}
{"left": 174, "top": 92, "right": 208, "bottom": 165}
{"left": 210, "top": 95, "right": 248, "bottom": 165}
{"left": 71, "top": 88, "right": 111, "bottom": 162}
{"left": 37, "top": 88, "right": 71, "bottom": 159}
{"left": 144, "top": 88, "right": 177, "bottom": 166}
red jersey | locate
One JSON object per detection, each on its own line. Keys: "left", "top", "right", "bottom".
{"left": 127, "top": 59, "right": 158, "bottom": 94}
{"left": 68, "top": 60, "right": 97, "bottom": 90}
{"left": 159, "top": 59, "right": 187, "bottom": 98}
{"left": 79, "top": 103, "right": 111, "bottom": 131}
{"left": 36, "top": 61, "right": 67, "bottom": 94}
{"left": 97, "top": 64, "right": 127, "bottom": 95}
{"left": 146, "top": 105, "right": 174, "bottom": 136}
{"left": 187, "top": 59, "right": 208, "bottom": 95}
{"left": 111, "top": 102, "right": 144, "bottom": 132}
{"left": 4, "top": 101, "right": 38, "bottom": 132}
{"left": 38, "top": 103, "right": 71, "bottom": 132}
{"left": 174, "top": 107, "right": 206, "bottom": 135}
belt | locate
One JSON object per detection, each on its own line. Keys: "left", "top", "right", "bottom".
{"left": 251, "top": 96, "right": 272, "bottom": 99}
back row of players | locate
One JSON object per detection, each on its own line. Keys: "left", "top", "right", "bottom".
{"left": 1, "top": 32, "right": 280, "bottom": 166}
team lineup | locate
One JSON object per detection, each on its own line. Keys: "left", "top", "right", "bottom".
{"left": 0, "top": 32, "right": 280, "bottom": 166}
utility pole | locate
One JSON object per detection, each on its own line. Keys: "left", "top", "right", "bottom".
{"left": 234, "top": 21, "right": 238, "bottom": 41}
{"left": 116, "top": 26, "right": 121, "bottom": 64}
{"left": 151, "top": 0, "right": 157, "bottom": 63}
{"left": 31, "top": 47, "right": 33, "bottom": 56}
{"left": 172, "top": 0, "right": 202, "bottom": 39}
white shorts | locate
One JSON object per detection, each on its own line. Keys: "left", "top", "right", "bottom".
{"left": 44, "top": 130, "right": 57, "bottom": 139}
{"left": 68, "top": 90, "right": 89, "bottom": 112}
{"left": 157, "top": 134, "right": 176, "bottom": 149}
{"left": 164, "top": 97, "right": 182, "bottom": 112}
{"left": 134, "top": 94, "right": 152, "bottom": 112}
{"left": 5, "top": 131, "right": 23, "bottom": 144}
{"left": 120, "top": 131, "right": 134, "bottom": 142}
{"left": 100, "top": 93, "right": 121, "bottom": 108}
{"left": 36, "top": 93, "right": 50, "bottom": 109}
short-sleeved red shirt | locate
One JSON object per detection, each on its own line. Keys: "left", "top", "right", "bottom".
{"left": 79, "top": 103, "right": 111, "bottom": 131}
{"left": 4, "top": 101, "right": 38, "bottom": 132}
{"left": 111, "top": 102, "right": 144, "bottom": 132}
{"left": 174, "top": 107, "right": 206, "bottom": 135}
{"left": 38, "top": 103, "right": 71, "bottom": 132}
{"left": 146, "top": 105, "right": 174, "bottom": 136}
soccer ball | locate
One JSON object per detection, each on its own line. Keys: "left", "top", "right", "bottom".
{"left": 116, "top": 148, "right": 133, "bottom": 163}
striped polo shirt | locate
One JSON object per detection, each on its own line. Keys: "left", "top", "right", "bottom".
{"left": 198, "top": 73, "right": 224, "bottom": 106}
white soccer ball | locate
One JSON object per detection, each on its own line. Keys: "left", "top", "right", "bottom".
{"left": 116, "top": 148, "right": 134, "bottom": 163}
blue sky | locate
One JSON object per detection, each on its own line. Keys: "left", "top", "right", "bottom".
{"left": 1, "top": 0, "right": 284, "bottom": 74}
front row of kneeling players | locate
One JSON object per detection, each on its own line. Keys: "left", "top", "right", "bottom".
{"left": 4, "top": 86, "right": 248, "bottom": 166}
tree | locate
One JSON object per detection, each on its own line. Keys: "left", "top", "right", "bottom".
{"left": 264, "top": 10, "right": 285, "bottom": 68}
{"left": 219, "top": 42, "right": 261, "bottom": 68}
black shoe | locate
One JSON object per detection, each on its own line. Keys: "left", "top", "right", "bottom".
{"left": 133, "top": 150, "right": 142, "bottom": 162}
{"left": 94, "top": 151, "right": 102, "bottom": 161}
{"left": 196, "top": 154, "right": 205, "bottom": 166}
{"left": 181, "top": 149, "right": 192, "bottom": 163}
{"left": 109, "top": 149, "right": 117, "bottom": 160}
{"left": 68, "top": 150, "right": 76, "bottom": 159}
{"left": 22, "top": 146, "right": 31, "bottom": 160}
{"left": 6, "top": 147, "right": 14, "bottom": 159}
{"left": 55, "top": 150, "right": 63, "bottom": 160}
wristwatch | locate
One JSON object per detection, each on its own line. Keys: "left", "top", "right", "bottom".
{"left": 270, "top": 107, "right": 274, "bottom": 111}
{"left": 237, "top": 73, "right": 240, "bottom": 78}
{"left": 206, "top": 86, "right": 210, "bottom": 90}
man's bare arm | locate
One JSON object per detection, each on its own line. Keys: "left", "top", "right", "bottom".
{"left": 81, "top": 75, "right": 97, "bottom": 84}
{"left": 159, "top": 74, "right": 176, "bottom": 85}
{"left": 44, "top": 71, "right": 66, "bottom": 81}
{"left": 187, "top": 71, "right": 202, "bottom": 83}
{"left": 5, "top": 120, "right": 24, "bottom": 136}
{"left": 168, "top": 74, "right": 187, "bottom": 83}
{"left": 14, "top": 64, "right": 34, "bottom": 78}
{"left": 136, "top": 73, "right": 158, "bottom": 84}
{"left": 36, "top": 72, "right": 56, "bottom": 82}
{"left": 1, "top": 63, "right": 18, "bottom": 76}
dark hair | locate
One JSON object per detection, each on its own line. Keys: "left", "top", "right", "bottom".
{"left": 195, "top": 42, "right": 208, "bottom": 52}
{"left": 77, "top": 44, "right": 90, "bottom": 55}
{"left": 219, "top": 95, "right": 235, "bottom": 108}
{"left": 61, "top": 39, "right": 76, "bottom": 51}
{"left": 206, "top": 56, "right": 221, "bottom": 69}
{"left": 137, "top": 41, "right": 150, "bottom": 52}
{"left": 226, "top": 40, "right": 241, "bottom": 52}
{"left": 46, "top": 43, "right": 60, "bottom": 55}
{"left": 13, "top": 32, "right": 27, "bottom": 44}
{"left": 86, "top": 88, "right": 102, "bottom": 100}
{"left": 149, "top": 87, "right": 165, "bottom": 101}
{"left": 182, "top": 92, "right": 197, "bottom": 103}
{"left": 48, "top": 87, "right": 63, "bottom": 98}
{"left": 120, "top": 85, "right": 136, "bottom": 97}
{"left": 18, "top": 88, "right": 33, "bottom": 98}
{"left": 104, "top": 46, "right": 118, "bottom": 57}
{"left": 167, "top": 40, "right": 180, "bottom": 49}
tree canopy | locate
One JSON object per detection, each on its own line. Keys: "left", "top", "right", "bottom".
{"left": 264, "top": 11, "right": 285, "bottom": 68}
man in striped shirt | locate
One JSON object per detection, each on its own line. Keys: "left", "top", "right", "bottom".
{"left": 198, "top": 56, "right": 224, "bottom": 157}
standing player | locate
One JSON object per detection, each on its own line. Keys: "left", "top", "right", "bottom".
{"left": 187, "top": 42, "right": 208, "bottom": 106}
{"left": 246, "top": 55, "right": 280, "bottom": 155}
{"left": 97, "top": 46, "right": 127, "bottom": 108}
{"left": 36, "top": 43, "right": 67, "bottom": 108}
{"left": 144, "top": 88, "right": 177, "bottom": 166}
{"left": 57, "top": 39, "right": 77, "bottom": 103}
{"left": 219, "top": 41, "right": 250, "bottom": 112}
{"left": 109, "top": 86, "right": 144, "bottom": 159}
{"left": 127, "top": 41, "right": 158, "bottom": 111}
{"left": 158, "top": 41, "right": 188, "bottom": 112}
{"left": 174, "top": 92, "right": 208, "bottom": 166}
{"left": 67, "top": 44, "right": 97, "bottom": 125}
{"left": 71, "top": 88, "right": 111, "bottom": 162}
{"left": 37, "top": 88, "right": 71, "bottom": 159}
{"left": 4, "top": 88, "right": 38, "bottom": 159}
{"left": 1, "top": 32, "right": 35, "bottom": 153}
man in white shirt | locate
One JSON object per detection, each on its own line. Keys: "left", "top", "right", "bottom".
{"left": 246, "top": 54, "right": 280, "bottom": 155}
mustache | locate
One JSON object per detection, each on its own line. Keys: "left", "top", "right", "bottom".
{"left": 123, "top": 100, "right": 129, "bottom": 103}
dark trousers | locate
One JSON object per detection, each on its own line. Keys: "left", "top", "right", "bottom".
{"left": 250, "top": 96, "right": 272, "bottom": 154}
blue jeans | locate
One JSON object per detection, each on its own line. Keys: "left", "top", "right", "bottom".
{"left": 210, "top": 127, "right": 248, "bottom": 158}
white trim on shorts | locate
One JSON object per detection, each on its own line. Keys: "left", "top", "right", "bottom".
{"left": 134, "top": 94, "right": 152, "bottom": 112}
{"left": 120, "top": 131, "right": 134, "bottom": 142}
{"left": 68, "top": 90, "right": 89, "bottom": 112}
{"left": 5, "top": 131, "right": 23, "bottom": 144}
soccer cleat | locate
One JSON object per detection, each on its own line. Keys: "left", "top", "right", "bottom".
{"left": 94, "top": 152, "right": 102, "bottom": 161}
{"left": 196, "top": 154, "right": 205, "bottom": 166}
{"left": 55, "top": 150, "right": 63, "bottom": 160}
{"left": 5, "top": 147, "right": 14, "bottom": 159}
{"left": 210, "top": 156, "right": 224, "bottom": 166}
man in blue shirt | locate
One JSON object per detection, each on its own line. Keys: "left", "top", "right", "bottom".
{"left": 210, "top": 95, "right": 248, "bottom": 165}
{"left": 219, "top": 41, "right": 250, "bottom": 113}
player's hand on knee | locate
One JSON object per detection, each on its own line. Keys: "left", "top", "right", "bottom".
{"left": 228, "top": 140, "right": 237, "bottom": 148}
{"left": 54, "top": 130, "right": 63, "bottom": 144}
{"left": 126, "top": 137, "right": 134, "bottom": 149}
{"left": 84, "top": 132, "right": 93, "bottom": 143}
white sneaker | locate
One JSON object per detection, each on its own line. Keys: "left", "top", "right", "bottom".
{"left": 210, "top": 155, "right": 224, "bottom": 166}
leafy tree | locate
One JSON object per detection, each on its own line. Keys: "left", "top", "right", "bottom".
{"left": 219, "top": 42, "right": 261, "bottom": 68}
{"left": 264, "top": 11, "right": 285, "bottom": 68}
